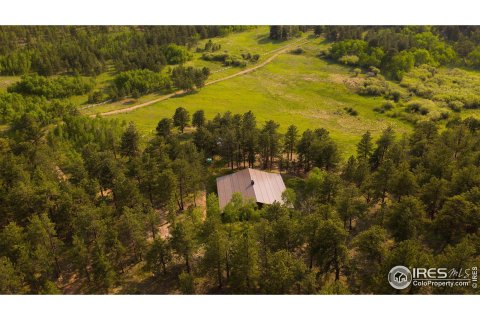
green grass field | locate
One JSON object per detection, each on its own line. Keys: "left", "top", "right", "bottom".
{"left": 109, "top": 47, "right": 411, "bottom": 156}
{"left": 181, "top": 26, "right": 313, "bottom": 81}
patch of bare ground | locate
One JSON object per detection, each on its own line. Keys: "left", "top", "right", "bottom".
{"left": 196, "top": 190, "right": 207, "bottom": 221}
{"left": 158, "top": 221, "right": 171, "bottom": 240}
{"left": 336, "top": 116, "right": 390, "bottom": 134}
{"left": 57, "top": 271, "right": 85, "bottom": 294}
{"left": 301, "top": 76, "right": 323, "bottom": 83}
{"left": 289, "top": 108, "right": 334, "bottom": 120}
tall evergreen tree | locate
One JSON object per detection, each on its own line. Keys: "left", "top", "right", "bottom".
{"left": 156, "top": 118, "right": 172, "bottom": 138}
{"left": 192, "top": 109, "right": 205, "bottom": 128}
{"left": 173, "top": 107, "right": 190, "bottom": 133}
{"left": 284, "top": 124, "right": 298, "bottom": 163}
{"left": 120, "top": 122, "right": 140, "bottom": 158}
{"left": 357, "top": 131, "right": 373, "bottom": 160}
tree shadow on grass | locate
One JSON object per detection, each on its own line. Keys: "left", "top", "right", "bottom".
{"left": 256, "top": 35, "right": 285, "bottom": 45}
{"left": 118, "top": 264, "right": 185, "bottom": 294}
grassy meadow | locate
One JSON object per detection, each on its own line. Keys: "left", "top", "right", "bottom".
{"left": 106, "top": 34, "right": 411, "bottom": 156}
{"left": 4, "top": 26, "right": 480, "bottom": 157}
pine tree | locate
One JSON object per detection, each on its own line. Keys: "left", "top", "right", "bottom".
{"left": 241, "top": 111, "right": 258, "bottom": 168}
{"left": 371, "top": 127, "right": 395, "bottom": 168}
{"left": 120, "top": 122, "right": 140, "bottom": 158}
{"left": 386, "top": 196, "right": 426, "bottom": 241}
{"left": 117, "top": 207, "right": 147, "bottom": 261}
{"left": 284, "top": 124, "right": 298, "bottom": 163}
{"left": 0, "top": 257, "right": 25, "bottom": 294}
{"left": 351, "top": 226, "right": 389, "bottom": 292}
{"left": 26, "top": 213, "right": 63, "bottom": 279}
{"left": 262, "top": 250, "right": 307, "bottom": 294}
{"left": 314, "top": 220, "right": 348, "bottom": 281}
{"left": 171, "top": 219, "right": 197, "bottom": 274}
{"left": 156, "top": 118, "right": 172, "bottom": 137}
{"left": 230, "top": 225, "right": 260, "bottom": 292}
{"left": 145, "top": 238, "right": 172, "bottom": 276}
{"left": 173, "top": 107, "right": 190, "bottom": 133}
{"left": 204, "top": 226, "right": 228, "bottom": 288}
{"left": 357, "top": 131, "right": 373, "bottom": 160}
{"left": 259, "top": 120, "right": 281, "bottom": 170}
{"left": 91, "top": 245, "right": 116, "bottom": 293}
{"left": 192, "top": 109, "right": 205, "bottom": 128}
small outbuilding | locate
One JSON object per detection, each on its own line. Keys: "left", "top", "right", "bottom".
{"left": 216, "top": 168, "right": 286, "bottom": 209}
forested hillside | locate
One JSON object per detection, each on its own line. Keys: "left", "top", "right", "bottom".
{"left": 0, "top": 26, "right": 250, "bottom": 76}
{"left": 0, "top": 26, "right": 479, "bottom": 294}
{"left": 1, "top": 102, "right": 480, "bottom": 293}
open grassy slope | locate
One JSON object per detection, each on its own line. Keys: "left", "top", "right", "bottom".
{"left": 108, "top": 36, "right": 411, "bottom": 156}
{"left": 81, "top": 27, "right": 311, "bottom": 113}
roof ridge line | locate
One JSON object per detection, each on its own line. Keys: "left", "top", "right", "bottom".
{"left": 249, "top": 168, "right": 262, "bottom": 201}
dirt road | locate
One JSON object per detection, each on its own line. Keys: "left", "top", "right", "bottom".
{"left": 93, "top": 38, "right": 310, "bottom": 117}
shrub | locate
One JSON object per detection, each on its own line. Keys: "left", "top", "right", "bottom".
{"left": 224, "top": 56, "right": 247, "bottom": 67}
{"left": 330, "top": 40, "right": 368, "bottom": 60}
{"left": 462, "top": 95, "right": 480, "bottom": 109}
{"left": 339, "top": 55, "right": 360, "bottom": 66}
{"left": 178, "top": 272, "right": 195, "bottom": 294}
{"left": 163, "top": 44, "right": 192, "bottom": 64}
{"left": 374, "top": 101, "right": 395, "bottom": 114}
{"left": 369, "top": 66, "right": 381, "bottom": 76}
{"left": 382, "top": 101, "right": 394, "bottom": 110}
{"left": 390, "top": 112, "right": 420, "bottom": 124}
{"left": 358, "top": 77, "right": 389, "bottom": 97}
{"left": 201, "top": 53, "right": 229, "bottom": 62}
{"left": 359, "top": 84, "right": 384, "bottom": 96}
{"left": 448, "top": 100, "right": 463, "bottom": 112}
{"left": 440, "top": 111, "right": 450, "bottom": 120}
{"left": 463, "top": 117, "right": 480, "bottom": 131}
{"left": 241, "top": 52, "right": 252, "bottom": 60}
{"left": 202, "top": 52, "right": 249, "bottom": 67}
{"left": 343, "top": 107, "right": 358, "bottom": 116}
{"left": 201, "top": 40, "right": 221, "bottom": 53}
{"left": 388, "top": 89, "right": 402, "bottom": 102}
{"left": 406, "top": 101, "right": 429, "bottom": 115}
{"left": 291, "top": 47, "right": 305, "bottom": 55}
{"left": 87, "top": 90, "right": 106, "bottom": 104}
{"left": 251, "top": 54, "right": 260, "bottom": 62}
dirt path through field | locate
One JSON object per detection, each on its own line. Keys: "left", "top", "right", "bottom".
{"left": 92, "top": 38, "right": 311, "bottom": 117}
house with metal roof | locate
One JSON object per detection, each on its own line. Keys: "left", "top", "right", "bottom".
{"left": 216, "top": 168, "right": 287, "bottom": 209}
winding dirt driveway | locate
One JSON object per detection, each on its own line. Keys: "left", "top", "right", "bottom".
{"left": 93, "top": 37, "right": 311, "bottom": 117}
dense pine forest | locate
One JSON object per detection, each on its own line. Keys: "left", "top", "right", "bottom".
{"left": 0, "top": 26, "right": 480, "bottom": 294}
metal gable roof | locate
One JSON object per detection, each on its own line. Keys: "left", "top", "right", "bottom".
{"left": 216, "top": 168, "right": 286, "bottom": 209}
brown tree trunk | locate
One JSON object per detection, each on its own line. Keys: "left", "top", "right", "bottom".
{"left": 162, "top": 259, "right": 167, "bottom": 275}
{"left": 185, "top": 254, "right": 191, "bottom": 274}
{"left": 225, "top": 252, "right": 230, "bottom": 280}
{"left": 217, "top": 261, "right": 223, "bottom": 288}
{"left": 334, "top": 248, "right": 340, "bottom": 281}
